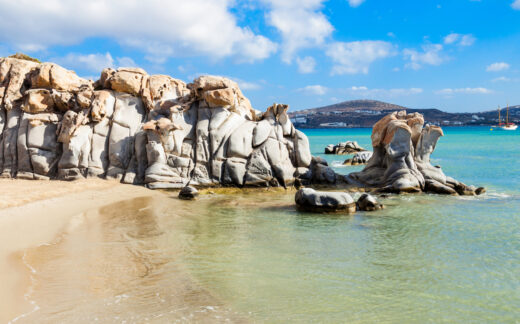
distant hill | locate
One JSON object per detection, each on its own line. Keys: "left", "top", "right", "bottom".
{"left": 289, "top": 99, "right": 520, "bottom": 128}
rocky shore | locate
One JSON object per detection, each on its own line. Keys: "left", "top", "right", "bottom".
{"left": 0, "top": 55, "right": 483, "bottom": 196}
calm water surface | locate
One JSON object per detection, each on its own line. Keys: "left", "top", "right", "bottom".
{"left": 16, "top": 127, "right": 520, "bottom": 323}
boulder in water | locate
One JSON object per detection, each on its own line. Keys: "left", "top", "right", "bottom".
{"left": 295, "top": 188, "right": 356, "bottom": 213}
{"left": 179, "top": 185, "right": 199, "bottom": 200}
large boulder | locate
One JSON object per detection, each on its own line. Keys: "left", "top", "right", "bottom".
{"left": 295, "top": 188, "right": 356, "bottom": 213}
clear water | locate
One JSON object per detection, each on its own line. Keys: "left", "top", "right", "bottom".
{"left": 17, "top": 127, "right": 520, "bottom": 323}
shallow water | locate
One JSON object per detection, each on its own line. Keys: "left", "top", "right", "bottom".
{"left": 13, "top": 127, "right": 520, "bottom": 323}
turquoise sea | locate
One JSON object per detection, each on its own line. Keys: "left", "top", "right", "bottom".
{"left": 19, "top": 127, "right": 520, "bottom": 323}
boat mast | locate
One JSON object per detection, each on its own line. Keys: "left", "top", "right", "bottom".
{"left": 498, "top": 106, "right": 501, "bottom": 125}
{"left": 506, "top": 102, "right": 509, "bottom": 125}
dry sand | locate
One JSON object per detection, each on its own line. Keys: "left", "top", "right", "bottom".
{"left": 0, "top": 179, "right": 161, "bottom": 323}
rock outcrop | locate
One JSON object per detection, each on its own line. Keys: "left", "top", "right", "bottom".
{"left": 0, "top": 56, "right": 484, "bottom": 196}
{"left": 0, "top": 56, "right": 316, "bottom": 189}
{"left": 324, "top": 141, "right": 366, "bottom": 155}
{"left": 347, "top": 111, "right": 484, "bottom": 195}
{"left": 343, "top": 151, "right": 372, "bottom": 166}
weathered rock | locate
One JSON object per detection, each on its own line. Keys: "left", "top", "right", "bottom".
{"left": 324, "top": 141, "right": 366, "bottom": 155}
{"left": 179, "top": 185, "right": 199, "bottom": 200}
{"left": 1, "top": 56, "right": 485, "bottom": 197}
{"left": 295, "top": 188, "right": 356, "bottom": 213}
{"left": 356, "top": 193, "right": 383, "bottom": 211}
{"left": 108, "top": 68, "right": 147, "bottom": 96}
{"left": 22, "top": 89, "right": 54, "bottom": 113}
{"left": 348, "top": 111, "right": 482, "bottom": 195}
{"left": 343, "top": 151, "right": 373, "bottom": 166}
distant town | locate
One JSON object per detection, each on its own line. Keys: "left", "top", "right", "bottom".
{"left": 289, "top": 100, "right": 520, "bottom": 128}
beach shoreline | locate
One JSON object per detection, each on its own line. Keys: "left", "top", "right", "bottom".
{"left": 0, "top": 179, "right": 159, "bottom": 322}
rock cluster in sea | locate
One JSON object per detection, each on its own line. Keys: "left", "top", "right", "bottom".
{"left": 324, "top": 141, "right": 366, "bottom": 155}
{"left": 0, "top": 56, "right": 330, "bottom": 188}
{"left": 343, "top": 151, "right": 373, "bottom": 166}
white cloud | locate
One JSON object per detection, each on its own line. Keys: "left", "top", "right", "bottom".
{"left": 233, "top": 79, "right": 262, "bottom": 90}
{"left": 0, "top": 0, "right": 277, "bottom": 63}
{"left": 512, "top": 0, "right": 520, "bottom": 10}
{"left": 403, "top": 44, "right": 444, "bottom": 70}
{"left": 435, "top": 87, "right": 493, "bottom": 95}
{"left": 486, "top": 62, "right": 510, "bottom": 72}
{"left": 298, "top": 85, "right": 328, "bottom": 95}
{"left": 348, "top": 86, "right": 423, "bottom": 97}
{"left": 262, "top": 0, "right": 333, "bottom": 62}
{"left": 326, "top": 41, "right": 395, "bottom": 75}
{"left": 460, "top": 34, "right": 476, "bottom": 46}
{"left": 348, "top": 0, "right": 365, "bottom": 7}
{"left": 443, "top": 33, "right": 475, "bottom": 46}
{"left": 491, "top": 76, "right": 518, "bottom": 82}
{"left": 296, "top": 56, "right": 316, "bottom": 73}
{"left": 52, "top": 52, "right": 137, "bottom": 74}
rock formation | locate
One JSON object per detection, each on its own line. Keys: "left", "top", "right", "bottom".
{"left": 347, "top": 111, "right": 484, "bottom": 195}
{"left": 295, "top": 188, "right": 356, "bottom": 213}
{"left": 324, "top": 141, "right": 366, "bottom": 155}
{"left": 0, "top": 56, "right": 318, "bottom": 189}
{"left": 343, "top": 151, "right": 372, "bottom": 166}
{"left": 0, "top": 56, "right": 484, "bottom": 196}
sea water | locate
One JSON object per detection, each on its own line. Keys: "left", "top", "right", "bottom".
{"left": 16, "top": 127, "right": 520, "bottom": 323}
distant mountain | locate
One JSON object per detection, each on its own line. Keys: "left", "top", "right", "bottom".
{"left": 289, "top": 99, "right": 520, "bottom": 128}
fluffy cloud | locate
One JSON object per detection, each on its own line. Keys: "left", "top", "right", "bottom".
{"left": 326, "top": 41, "right": 395, "bottom": 75}
{"left": 435, "top": 87, "right": 493, "bottom": 95}
{"left": 403, "top": 44, "right": 444, "bottom": 70}
{"left": 443, "top": 33, "right": 476, "bottom": 46}
{"left": 486, "top": 62, "right": 510, "bottom": 72}
{"left": 296, "top": 56, "right": 316, "bottom": 73}
{"left": 0, "top": 0, "right": 277, "bottom": 63}
{"left": 348, "top": 86, "right": 423, "bottom": 97}
{"left": 512, "top": 0, "right": 520, "bottom": 9}
{"left": 53, "top": 52, "right": 137, "bottom": 74}
{"left": 298, "top": 85, "right": 328, "bottom": 95}
{"left": 348, "top": 0, "right": 366, "bottom": 7}
{"left": 262, "top": 0, "right": 333, "bottom": 63}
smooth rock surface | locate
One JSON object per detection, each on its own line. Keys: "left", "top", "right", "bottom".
{"left": 295, "top": 188, "right": 356, "bottom": 213}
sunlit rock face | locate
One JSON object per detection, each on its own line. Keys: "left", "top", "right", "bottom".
{"left": 0, "top": 57, "right": 315, "bottom": 188}
{"left": 348, "top": 110, "right": 484, "bottom": 195}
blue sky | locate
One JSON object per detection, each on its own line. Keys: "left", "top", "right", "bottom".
{"left": 1, "top": 0, "right": 519, "bottom": 112}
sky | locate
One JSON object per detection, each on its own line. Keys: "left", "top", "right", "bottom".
{"left": 0, "top": 0, "right": 519, "bottom": 113}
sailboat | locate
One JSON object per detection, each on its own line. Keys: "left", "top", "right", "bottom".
{"left": 492, "top": 104, "right": 518, "bottom": 130}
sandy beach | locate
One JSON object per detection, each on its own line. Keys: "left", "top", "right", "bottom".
{"left": 0, "top": 179, "right": 158, "bottom": 322}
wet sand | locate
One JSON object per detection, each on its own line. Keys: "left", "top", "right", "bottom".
{"left": 0, "top": 179, "right": 245, "bottom": 323}
{"left": 0, "top": 180, "right": 156, "bottom": 322}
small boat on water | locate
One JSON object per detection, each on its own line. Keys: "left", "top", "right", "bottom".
{"left": 491, "top": 104, "right": 517, "bottom": 131}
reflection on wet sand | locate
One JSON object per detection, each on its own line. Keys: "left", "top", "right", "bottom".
{"left": 15, "top": 196, "right": 245, "bottom": 323}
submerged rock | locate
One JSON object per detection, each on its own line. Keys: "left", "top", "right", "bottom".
{"left": 295, "top": 188, "right": 356, "bottom": 213}
{"left": 179, "top": 186, "right": 199, "bottom": 200}
{"left": 343, "top": 151, "right": 373, "bottom": 166}
{"left": 324, "top": 141, "right": 366, "bottom": 155}
{"left": 356, "top": 193, "right": 383, "bottom": 211}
